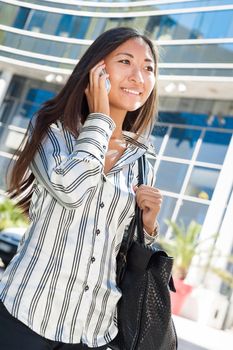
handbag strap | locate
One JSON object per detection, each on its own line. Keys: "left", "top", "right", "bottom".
{"left": 121, "top": 155, "right": 147, "bottom": 253}
{"left": 135, "top": 155, "right": 146, "bottom": 245}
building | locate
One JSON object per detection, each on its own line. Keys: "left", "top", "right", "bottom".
{"left": 0, "top": 0, "right": 233, "bottom": 329}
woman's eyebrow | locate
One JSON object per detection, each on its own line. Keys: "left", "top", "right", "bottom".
{"left": 115, "top": 52, "right": 153, "bottom": 63}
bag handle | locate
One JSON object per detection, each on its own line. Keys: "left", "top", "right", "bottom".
{"left": 126, "top": 155, "right": 146, "bottom": 246}
{"left": 116, "top": 156, "right": 145, "bottom": 284}
{"left": 136, "top": 155, "right": 146, "bottom": 244}
{"left": 117, "top": 157, "right": 145, "bottom": 254}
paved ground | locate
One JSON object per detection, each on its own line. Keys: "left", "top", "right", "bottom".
{"left": 178, "top": 339, "right": 208, "bottom": 350}
{"left": 0, "top": 263, "right": 232, "bottom": 349}
{"left": 173, "top": 315, "right": 233, "bottom": 350}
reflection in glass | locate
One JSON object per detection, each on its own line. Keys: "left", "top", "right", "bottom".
{"left": 197, "top": 131, "right": 232, "bottom": 165}
{"left": 159, "top": 111, "right": 233, "bottom": 130}
{"left": 151, "top": 126, "right": 168, "bottom": 153}
{"left": 185, "top": 166, "right": 220, "bottom": 200}
{"left": 176, "top": 200, "right": 209, "bottom": 226}
{"left": 156, "top": 161, "right": 188, "bottom": 193}
{"left": 56, "top": 15, "right": 90, "bottom": 39}
{"left": 0, "top": 76, "right": 59, "bottom": 129}
{"left": 157, "top": 196, "right": 177, "bottom": 234}
{"left": 11, "top": 88, "right": 56, "bottom": 128}
{"left": 164, "top": 127, "right": 200, "bottom": 159}
{"left": 163, "top": 43, "right": 233, "bottom": 64}
{"left": 13, "top": 7, "right": 30, "bottom": 29}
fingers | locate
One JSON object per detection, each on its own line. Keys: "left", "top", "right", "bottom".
{"left": 89, "top": 61, "right": 109, "bottom": 93}
{"left": 85, "top": 61, "right": 110, "bottom": 115}
{"left": 134, "top": 185, "right": 162, "bottom": 199}
{"left": 139, "top": 198, "right": 162, "bottom": 212}
{"left": 134, "top": 185, "right": 163, "bottom": 211}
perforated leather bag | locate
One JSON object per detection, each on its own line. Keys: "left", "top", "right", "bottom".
{"left": 109, "top": 156, "right": 177, "bottom": 350}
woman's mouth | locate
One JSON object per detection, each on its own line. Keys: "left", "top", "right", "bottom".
{"left": 122, "top": 88, "right": 142, "bottom": 96}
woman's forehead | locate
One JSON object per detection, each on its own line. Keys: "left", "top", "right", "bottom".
{"left": 108, "top": 37, "right": 154, "bottom": 62}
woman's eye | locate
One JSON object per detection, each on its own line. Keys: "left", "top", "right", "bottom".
{"left": 119, "top": 59, "right": 130, "bottom": 64}
{"left": 145, "top": 66, "right": 154, "bottom": 72}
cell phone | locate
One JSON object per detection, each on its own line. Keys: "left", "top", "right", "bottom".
{"left": 100, "top": 68, "right": 111, "bottom": 94}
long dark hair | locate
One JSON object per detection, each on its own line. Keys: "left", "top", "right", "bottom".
{"left": 8, "top": 27, "right": 159, "bottom": 213}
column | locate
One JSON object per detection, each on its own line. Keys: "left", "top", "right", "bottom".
{"left": 0, "top": 70, "right": 13, "bottom": 107}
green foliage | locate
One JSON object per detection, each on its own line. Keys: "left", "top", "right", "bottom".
{"left": 159, "top": 219, "right": 215, "bottom": 280}
{"left": 211, "top": 267, "right": 233, "bottom": 289}
{"left": 159, "top": 219, "right": 233, "bottom": 290}
{"left": 0, "top": 198, "right": 28, "bottom": 231}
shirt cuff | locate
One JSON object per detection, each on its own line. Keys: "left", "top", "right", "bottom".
{"left": 143, "top": 223, "right": 160, "bottom": 245}
{"left": 73, "top": 113, "right": 116, "bottom": 165}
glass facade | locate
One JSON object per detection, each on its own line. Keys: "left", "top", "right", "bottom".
{"left": 0, "top": 2, "right": 233, "bottom": 78}
{"left": 1, "top": 4, "right": 233, "bottom": 39}
{"left": 151, "top": 109, "right": 232, "bottom": 233}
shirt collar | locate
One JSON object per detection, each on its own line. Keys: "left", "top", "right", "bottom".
{"left": 107, "top": 131, "right": 156, "bottom": 175}
{"left": 122, "top": 131, "right": 157, "bottom": 157}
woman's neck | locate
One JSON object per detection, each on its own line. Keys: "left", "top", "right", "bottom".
{"left": 109, "top": 109, "right": 126, "bottom": 140}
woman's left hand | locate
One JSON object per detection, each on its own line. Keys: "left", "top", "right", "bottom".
{"left": 134, "top": 185, "right": 163, "bottom": 236}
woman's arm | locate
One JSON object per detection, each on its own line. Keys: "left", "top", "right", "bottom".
{"left": 30, "top": 113, "right": 115, "bottom": 209}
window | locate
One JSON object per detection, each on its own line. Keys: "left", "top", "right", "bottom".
{"left": 157, "top": 196, "right": 177, "bottom": 234}
{"left": 56, "top": 15, "right": 90, "bottom": 39}
{"left": 27, "top": 11, "right": 46, "bottom": 32}
{"left": 176, "top": 200, "right": 209, "bottom": 226}
{"left": 21, "top": 88, "right": 56, "bottom": 121}
{"left": 185, "top": 166, "right": 220, "bottom": 200}
{"left": 151, "top": 126, "right": 168, "bottom": 153}
{"left": 164, "top": 127, "right": 200, "bottom": 159}
{"left": 13, "top": 7, "right": 30, "bottom": 29}
{"left": 155, "top": 161, "right": 188, "bottom": 193}
{"left": 197, "top": 131, "right": 232, "bottom": 165}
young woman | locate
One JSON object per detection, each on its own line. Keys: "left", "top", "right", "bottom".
{"left": 0, "top": 27, "right": 162, "bottom": 349}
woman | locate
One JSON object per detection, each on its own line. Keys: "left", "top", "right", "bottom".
{"left": 0, "top": 27, "right": 162, "bottom": 349}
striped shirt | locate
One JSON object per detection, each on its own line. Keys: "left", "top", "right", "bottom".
{"left": 0, "top": 113, "right": 156, "bottom": 347}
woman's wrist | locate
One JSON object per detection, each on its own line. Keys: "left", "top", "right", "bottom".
{"left": 143, "top": 221, "right": 159, "bottom": 237}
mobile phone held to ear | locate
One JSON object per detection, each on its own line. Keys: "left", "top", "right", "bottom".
{"left": 100, "top": 68, "right": 111, "bottom": 93}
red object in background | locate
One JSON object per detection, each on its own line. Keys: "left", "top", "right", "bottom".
{"left": 170, "top": 278, "right": 193, "bottom": 315}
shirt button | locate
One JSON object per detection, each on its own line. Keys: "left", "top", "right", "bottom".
{"left": 109, "top": 124, "right": 114, "bottom": 131}
{"left": 96, "top": 229, "right": 100, "bottom": 235}
{"left": 103, "top": 145, "right": 106, "bottom": 150}
{"left": 91, "top": 257, "right": 95, "bottom": 263}
{"left": 100, "top": 202, "right": 105, "bottom": 208}
{"left": 84, "top": 285, "right": 89, "bottom": 291}
{"left": 100, "top": 154, "right": 104, "bottom": 159}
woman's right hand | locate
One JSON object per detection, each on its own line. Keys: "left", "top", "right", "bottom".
{"left": 85, "top": 60, "right": 110, "bottom": 116}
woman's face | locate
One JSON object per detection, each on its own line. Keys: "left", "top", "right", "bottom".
{"left": 104, "top": 37, "right": 156, "bottom": 118}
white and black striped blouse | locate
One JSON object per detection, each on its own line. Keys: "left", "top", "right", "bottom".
{"left": 0, "top": 113, "right": 156, "bottom": 347}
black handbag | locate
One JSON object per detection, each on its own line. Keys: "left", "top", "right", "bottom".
{"left": 109, "top": 155, "right": 177, "bottom": 350}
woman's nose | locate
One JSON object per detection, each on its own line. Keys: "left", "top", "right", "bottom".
{"left": 129, "top": 68, "right": 144, "bottom": 84}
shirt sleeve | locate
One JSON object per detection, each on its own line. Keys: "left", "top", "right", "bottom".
{"left": 30, "top": 113, "right": 115, "bottom": 209}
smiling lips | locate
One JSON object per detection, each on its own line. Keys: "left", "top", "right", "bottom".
{"left": 122, "top": 88, "right": 142, "bottom": 96}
